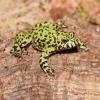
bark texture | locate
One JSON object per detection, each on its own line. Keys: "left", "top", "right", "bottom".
{"left": 0, "top": 0, "right": 100, "bottom": 100}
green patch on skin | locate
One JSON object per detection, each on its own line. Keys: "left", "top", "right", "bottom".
{"left": 10, "top": 21, "right": 88, "bottom": 76}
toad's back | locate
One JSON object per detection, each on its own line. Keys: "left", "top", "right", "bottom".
{"left": 31, "top": 23, "right": 65, "bottom": 51}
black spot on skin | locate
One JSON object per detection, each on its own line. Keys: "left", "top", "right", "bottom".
{"left": 44, "top": 56, "right": 47, "bottom": 59}
{"left": 52, "top": 44, "right": 55, "bottom": 47}
{"left": 39, "top": 29, "right": 43, "bottom": 32}
{"left": 49, "top": 39, "right": 52, "bottom": 41}
{"left": 32, "top": 28, "right": 34, "bottom": 30}
{"left": 21, "top": 38, "right": 24, "bottom": 41}
{"left": 49, "top": 36, "right": 51, "bottom": 39}
{"left": 38, "top": 42, "right": 42, "bottom": 47}
{"left": 44, "top": 28, "right": 48, "bottom": 31}
{"left": 26, "top": 36, "right": 30, "bottom": 39}
{"left": 46, "top": 70, "right": 50, "bottom": 73}
{"left": 48, "top": 32, "right": 51, "bottom": 34}
{"left": 43, "top": 65, "right": 48, "bottom": 69}
{"left": 53, "top": 27, "right": 56, "bottom": 30}
{"left": 54, "top": 38, "right": 56, "bottom": 43}
{"left": 35, "top": 24, "right": 38, "bottom": 27}
{"left": 39, "top": 23, "right": 42, "bottom": 27}
{"left": 46, "top": 69, "right": 54, "bottom": 74}
{"left": 40, "top": 33, "right": 42, "bottom": 36}
{"left": 44, "top": 35, "right": 48, "bottom": 37}
{"left": 41, "top": 61, "right": 47, "bottom": 66}
{"left": 57, "top": 41, "right": 60, "bottom": 44}
{"left": 47, "top": 41, "right": 50, "bottom": 44}
{"left": 13, "top": 45, "right": 18, "bottom": 50}
{"left": 18, "top": 39, "right": 21, "bottom": 42}
{"left": 20, "top": 34, "right": 24, "bottom": 37}
{"left": 41, "top": 40, "right": 45, "bottom": 42}
{"left": 22, "top": 41, "right": 27, "bottom": 45}
{"left": 62, "top": 39, "right": 67, "bottom": 43}
{"left": 56, "top": 25, "right": 58, "bottom": 29}
{"left": 37, "top": 39, "right": 40, "bottom": 42}
{"left": 44, "top": 21, "right": 48, "bottom": 24}
{"left": 17, "top": 49, "right": 21, "bottom": 52}
{"left": 46, "top": 26, "right": 49, "bottom": 28}
{"left": 34, "top": 32, "right": 38, "bottom": 34}
{"left": 66, "top": 44, "right": 69, "bottom": 48}
{"left": 28, "top": 35, "right": 31, "bottom": 37}
{"left": 48, "top": 45, "right": 52, "bottom": 48}
{"left": 57, "top": 33, "right": 59, "bottom": 35}
{"left": 43, "top": 37, "right": 47, "bottom": 40}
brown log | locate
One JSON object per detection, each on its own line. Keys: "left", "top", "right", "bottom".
{"left": 0, "top": 0, "right": 100, "bottom": 100}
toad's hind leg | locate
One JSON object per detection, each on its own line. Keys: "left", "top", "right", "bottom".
{"left": 39, "top": 48, "right": 55, "bottom": 76}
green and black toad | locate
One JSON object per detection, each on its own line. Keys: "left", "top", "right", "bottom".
{"left": 10, "top": 21, "right": 88, "bottom": 76}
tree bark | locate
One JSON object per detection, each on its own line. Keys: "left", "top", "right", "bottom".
{"left": 0, "top": 0, "right": 100, "bottom": 100}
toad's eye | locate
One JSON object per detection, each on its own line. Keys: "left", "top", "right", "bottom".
{"left": 69, "top": 32, "right": 75, "bottom": 38}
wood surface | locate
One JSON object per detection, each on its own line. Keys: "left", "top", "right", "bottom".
{"left": 0, "top": 0, "right": 100, "bottom": 100}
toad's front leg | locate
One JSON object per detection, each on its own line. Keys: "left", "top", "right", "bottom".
{"left": 39, "top": 48, "right": 55, "bottom": 76}
{"left": 76, "top": 38, "right": 89, "bottom": 51}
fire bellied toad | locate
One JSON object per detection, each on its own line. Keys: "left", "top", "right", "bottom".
{"left": 10, "top": 21, "right": 88, "bottom": 76}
